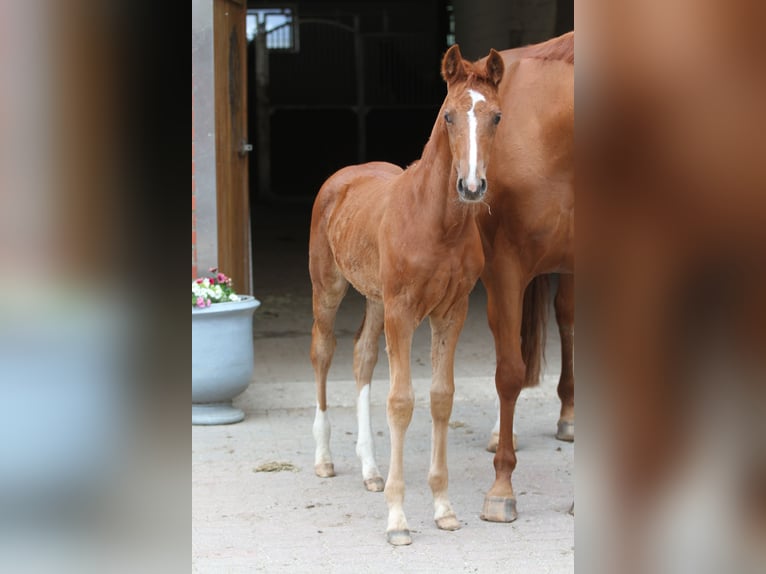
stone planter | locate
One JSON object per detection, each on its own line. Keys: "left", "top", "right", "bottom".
{"left": 192, "top": 296, "right": 261, "bottom": 424}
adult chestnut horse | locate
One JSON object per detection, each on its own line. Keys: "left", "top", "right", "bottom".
{"left": 309, "top": 45, "right": 504, "bottom": 545}
{"left": 485, "top": 35, "right": 576, "bottom": 455}
{"left": 476, "top": 32, "right": 574, "bottom": 523}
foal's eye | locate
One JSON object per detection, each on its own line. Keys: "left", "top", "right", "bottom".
{"left": 444, "top": 112, "right": 453, "bottom": 124}
{"left": 493, "top": 113, "right": 502, "bottom": 125}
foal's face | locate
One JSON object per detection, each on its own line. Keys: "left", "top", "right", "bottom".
{"left": 441, "top": 46, "right": 505, "bottom": 202}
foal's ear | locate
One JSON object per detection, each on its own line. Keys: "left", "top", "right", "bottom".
{"left": 485, "top": 49, "right": 505, "bottom": 86}
{"left": 441, "top": 44, "right": 466, "bottom": 85}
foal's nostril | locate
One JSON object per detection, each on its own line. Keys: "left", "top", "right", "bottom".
{"left": 456, "top": 177, "right": 488, "bottom": 201}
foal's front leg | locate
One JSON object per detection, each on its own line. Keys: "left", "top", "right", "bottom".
{"left": 428, "top": 300, "right": 469, "bottom": 532}
{"left": 382, "top": 305, "right": 417, "bottom": 546}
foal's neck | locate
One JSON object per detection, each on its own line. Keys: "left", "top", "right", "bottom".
{"left": 407, "top": 120, "right": 479, "bottom": 239}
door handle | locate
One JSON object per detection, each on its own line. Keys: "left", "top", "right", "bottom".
{"left": 238, "top": 140, "right": 253, "bottom": 157}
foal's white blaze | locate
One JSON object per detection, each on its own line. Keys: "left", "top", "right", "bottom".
{"left": 313, "top": 404, "right": 333, "bottom": 466}
{"left": 355, "top": 384, "right": 379, "bottom": 480}
{"left": 466, "top": 89, "right": 486, "bottom": 191}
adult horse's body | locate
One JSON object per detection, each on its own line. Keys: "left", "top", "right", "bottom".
{"left": 476, "top": 31, "right": 574, "bottom": 523}
{"left": 309, "top": 45, "right": 505, "bottom": 545}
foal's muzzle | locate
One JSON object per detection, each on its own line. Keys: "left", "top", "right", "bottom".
{"left": 457, "top": 177, "right": 487, "bottom": 202}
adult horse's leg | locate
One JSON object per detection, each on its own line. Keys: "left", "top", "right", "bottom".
{"left": 555, "top": 273, "right": 575, "bottom": 442}
{"left": 353, "top": 299, "right": 385, "bottom": 492}
{"left": 382, "top": 304, "right": 417, "bottom": 545}
{"left": 309, "top": 252, "right": 349, "bottom": 479}
{"left": 480, "top": 260, "right": 526, "bottom": 523}
{"left": 486, "top": 398, "right": 517, "bottom": 452}
{"left": 487, "top": 274, "right": 549, "bottom": 452}
{"left": 428, "top": 300, "right": 470, "bottom": 532}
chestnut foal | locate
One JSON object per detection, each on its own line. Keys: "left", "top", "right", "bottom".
{"left": 309, "top": 45, "right": 504, "bottom": 545}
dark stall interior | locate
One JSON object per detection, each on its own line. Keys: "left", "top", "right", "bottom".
{"left": 246, "top": 0, "right": 450, "bottom": 302}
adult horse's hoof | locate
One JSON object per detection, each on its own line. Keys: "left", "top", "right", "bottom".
{"left": 435, "top": 514, "right": 461, "bottom": 531}
{"left": 480, "top": 496, "right": 518, "bottom": 523}
{"left": 314, "top": 462, "right": 335, "bottom": 478}
{"left": 386, "top": 529, "right": 412, "bottom": 546}
{"left": 486, "top": 433, "right": 517, "bottom": 453}
{"left": 364, "top": 476, "right": 385, "bottom": 492}
{"left": 556, "top": 420, "right": 574, "bottom": 442}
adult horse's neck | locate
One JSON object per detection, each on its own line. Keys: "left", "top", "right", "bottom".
{"left": 405, "top": 111, "right": 479, "bottom": 241}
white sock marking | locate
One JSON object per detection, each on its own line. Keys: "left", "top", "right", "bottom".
{"left": 466, "top": 89, "right": 486, "bottom": 190}
{"left": 313, "top": 404, "right": 332, "bottom": 466}
{"left": 356, "top": 384, "right": 379, "bottom": 479}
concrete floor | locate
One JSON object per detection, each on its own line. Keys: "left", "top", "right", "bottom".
{"left": 192, "top": 201, "right": 574, "bottom": 573}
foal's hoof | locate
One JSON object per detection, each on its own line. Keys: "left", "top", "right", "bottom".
{"left": 480, "top": 496, "right": 518, "bottom": 523}
{"left": 486, "top": 433, "right": 517, "bottom": 453}
{"left": 364, "top": 476, "right": 385, "bottom": 492}
{"left": 556, "top": 420, "right": 575, "bottom": 442}
{"left": 314, "top": 462, "right": 335, "bottom": 478}
{"left": 435, "top": 514, "right": 461, "bottom": 531}
{"left": 386, "top": 529, "right": 412, "bottom": 546}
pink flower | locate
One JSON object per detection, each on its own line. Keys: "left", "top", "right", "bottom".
{"left": 217, "top": 273, "right": 227, "bottom": 283}
{"left": 205, "top": 299, "right": 212, "bottom": 307}
{"left": 196, "top": 296, "right": 205, "bottom": 307}
{"left": 195, "top": 278, "right": 204, "bottom": 284}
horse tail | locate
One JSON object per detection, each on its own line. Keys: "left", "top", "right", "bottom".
{"left": 521, "top": 274, "right": 550, "bottom": 387}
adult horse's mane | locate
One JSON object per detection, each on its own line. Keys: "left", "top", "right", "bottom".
{"left": 519, "top": 30, "right": 574, "bottom": 64}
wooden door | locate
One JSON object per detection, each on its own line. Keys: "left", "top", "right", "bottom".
{"left": 214, "top": 0, "right": 251, "bottom": 294}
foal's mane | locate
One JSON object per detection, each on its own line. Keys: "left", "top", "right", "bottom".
{"left": 520, "top": 31, "right": 574, "bottom": 65}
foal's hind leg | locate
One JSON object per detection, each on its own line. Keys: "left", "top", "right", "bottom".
{"left": 354, "top": 299, "right": 385, "bottom": 492}
{"left": 555, "top": 274, "right": 575, "bottom": 442}
{"left": 428, "top": 300, "right": 470, "bottom": 532}
{"left": 310, "top": 267, "right": 349, "bottom": 479}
